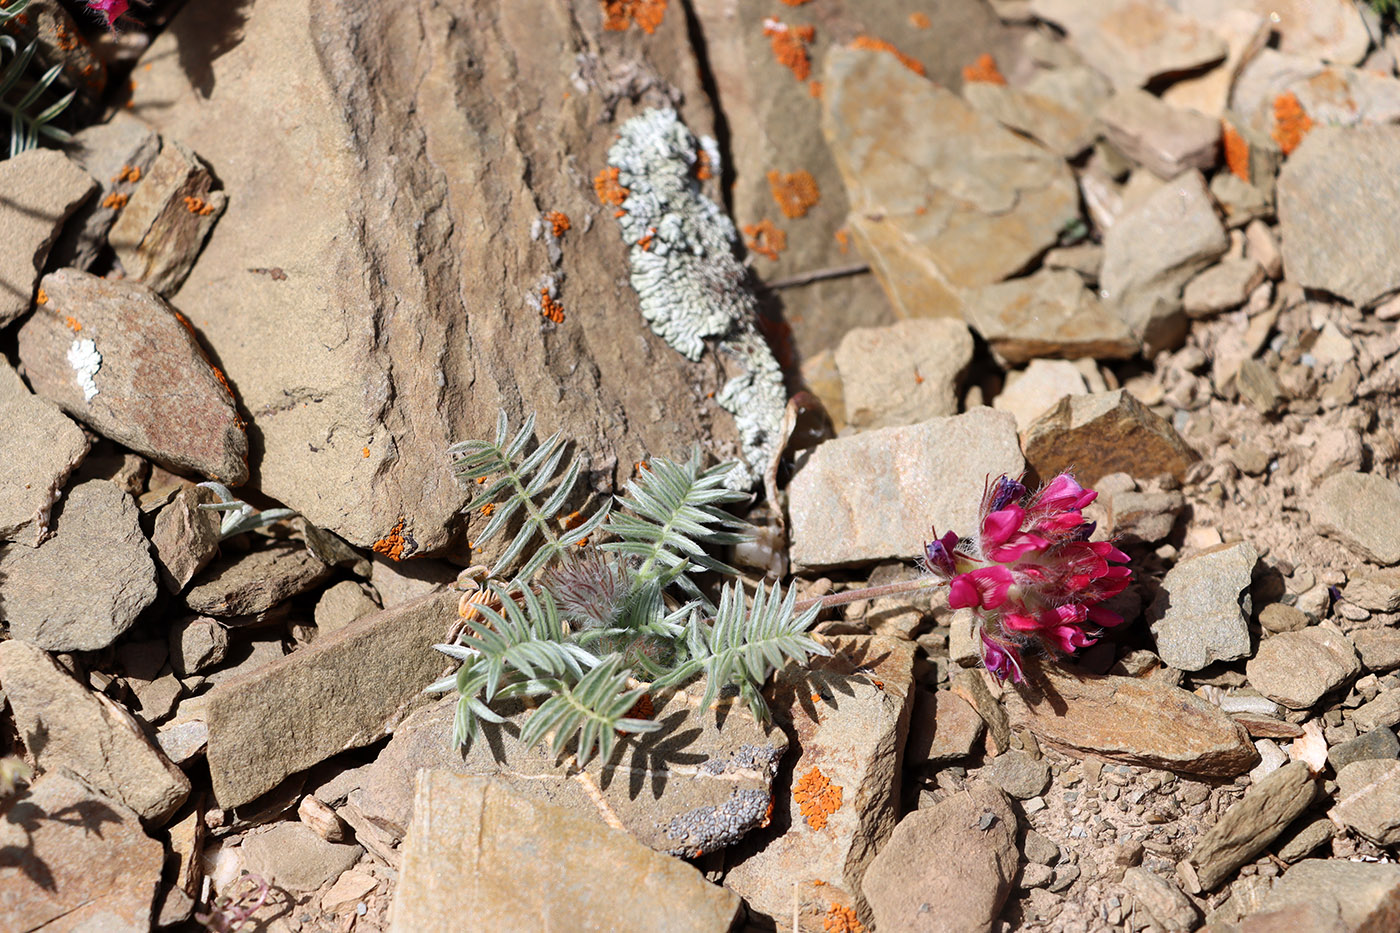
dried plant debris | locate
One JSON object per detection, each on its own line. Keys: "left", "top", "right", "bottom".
{"left": 605, "top": 108, "right": 784, "bottom": 487}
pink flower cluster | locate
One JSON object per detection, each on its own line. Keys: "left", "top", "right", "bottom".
{"left": 86, "top": 0, "right": 128, "bottom": 29}
{"left": 924, "top": 473, "right": 1131, "bottom": 683}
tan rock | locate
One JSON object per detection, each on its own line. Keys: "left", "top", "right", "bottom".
{"left": 0, "top": 359, "right": 89, "bottom": 546}
{"left": 1309, "top": 471, "right": 1400, "bottom": 565}
{"left": 1021, "top": 389, "right": 1200, "bottom": 487}
{"left": 389, "top": 772, "right": 740, "bottom": 933}
{"left": 1184, "top": 760, "right": 1317, "bottom": 891}
{"left": 1247, "top": 625, "right": 1360, "bottom": 709}
{"left": 314, "top": 579, "right": 382, "bottom": 634}
{"left": 1002, "top": 661, "right": 1259, "bottom": 777}
{"left": 1029, "top": 0, "right": 1226, "bottom": 90}
{"left": 963, "top": 79, "right": 1100, "bottom": 158}
{"left": 906, "top": 687, "right": 985, "bottom": 764}
{"left": 1244, "top": 859, "right": 1400, "bottom": 932}
{"left": 150, "top": 483, "right": 223, "bottom": 592}
{"left": 0, "top": 148, "right": 96, "bottom": 327}
{"left": 994, "top": 359, "right": 1089, "bottom": 433}
{"left": 1331, "top": 759, "right": 1400, "bottom": 845}
{"left": 1183, "top": 258, "right": 1266, "bottom": 317}
{"left": 1161, "top": 8, "right": 1271, "bottom": 119}
{"left": 184, "top": 539, "right": 331, "bottom": 618}
{"left": 822, "top": 47, "right": 1079, "bottom": 319}
{"left": 965, "top": 269, "right": 1138, "bottom": 364}
{"left": 1097, "top": 88, "right": 1220, "bottom": 180}
{"left": 835, "top": 318, "right": 972, "bottom": 429}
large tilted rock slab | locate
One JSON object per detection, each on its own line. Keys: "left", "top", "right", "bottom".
{"left": 1002, "top": 662, "right": 1260, "bottom": 778}
{"left": 0, "top": 359, "right": 89, "bottom": 546}
{"left": 131, "top": 0, "right": 742, "bottom": 555}
{"left": 0, "top": 773, "right": 165, "bottom": 933}
{"left": 788, "top": 408, "right": 1023, "bottom": 570}
{"left": 0, "top": 148, "right": 95, "bottom": 327}
{"left": 822, "top": 47, "right": 1079, "bottom": 320}
{"left": 203, "top": 588, "right": 458, "bottom": 807}
{"left": 390, "top": 772, "right": 740, "bottom": 933}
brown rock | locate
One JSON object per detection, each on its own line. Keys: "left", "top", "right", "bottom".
{"left": 108, "top": 138, "right": 227, "bottom": 295}
{"left": 204, "top": 588, "right": 457, "bottom": 807}
{"left": 1246, "top": 858, "right": 1400, "bottom": 932}
{"left": 964, "top": 269, "right": 1138, "bottom": 364}
{"left": 1236, "top": 358, "right": 1285, "bottom": 414}
{"left": 906, "top": 687, "right": 986, "bottom": 764}
{"left": 53, "top": 112, "right": 163, "bottom": 272}
{"left": 240, "top": 822, "right": 362, "bottom": 893}
{"left": 1185, "top": 760, "right": 1317, "bottom": 891}
{"left": 390, "top": 771, "right": 740, "bottom": 932}
{"left": 150, "top": 483, "right": 223, "bottom": 592}
{"left": 1346, "top": 569, "right": 1400, "bottom": 612}
{"left": 0, "top": 772, "right": 164, "bottom": 933}
{"left": 0, "top": 148, "right": 96, "bottom": 327}
{"left": 1121, "top": 867, "right": 1199, "bottom": 932}
{"left": 821, "top": 47, "right": 1079, "bottom": 319}
{"left": 1029, "top": 0, "right": 1226, "bottom": 90}
{"left": 862, "top": 782, "right": 1018, "bottom": 933}
{"left": 963, "top": 70, "right": 1106, "bottom": 158}
{"left": 835, "top": 319, "right": 972, "bottom": 429}
{"left": 184, "top": 539, "right": 330, "bottom": 618}
{"left": 1002, "top": 661, "right": 1259, "bottom": 777}
{"left": 0, "top": 639, "right": 190, "bottom": 824}
{"left": 1352, "top": 691, "right": 1400, "bottom": 734}
{"left": 129, "top": 0, "right": 742, "bottom": 555}
{"left": 314, "top": 579, "right": 382, "bottom": 634}
{"left": 1331, "top": 758, "right": 1400, "bottom": 845}
{"left": 169, "top": 616, "right": 229, "bottom": 676}
{"left": 1097, "top": 88, "right": 1221, "bottom": 179}
{"left": 1021, "top": 389, "right": 1200, "bottom": 487}
{"left": 1247, "top": 625, "right": 1360, "bottom": 709}
{"left": 0, "top": 479, "right": 157, "bottom": 651}
{"left": 18, "top": 269, "right": 248, "bottom": 484}
{"left": 1353, "top": 629, "right": 1400, "bottom": 673}
{"left": 724, "top": 636, "right": 916, "bottom": 923}
{"left": 0, "top": 358, "right": 89, "bottom": 546}
{"left": 1309, "top": 471, "right": 1400, "bottom": 565}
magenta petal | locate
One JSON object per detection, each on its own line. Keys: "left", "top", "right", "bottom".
{"left": 968, "top": 565, "right": 1014, "bottom": 608}
{"left": 1003, "top": 611, "right": 1040, "bottom": 632}
{"left": 1087, "top": 606, "right": 1125, "bottom": 627}
{"left": 948, "top": 575, "right": 980, "bottom": 609}
{"left": 981, "top": 505, "right": 1025, "bottom": 547}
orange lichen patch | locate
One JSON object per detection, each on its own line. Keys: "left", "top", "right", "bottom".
{"left": 63, "top": 316, "right": 81, "bottom": 332}
{"left": 35, "top": 286, "right": 47, "bottom": 305}
{"left": 793, "top": 767, "right": 843, "bottom": 831}
{"left": 695, "top": 148, "right": 713, "bottom": 181}
{"left": 574, "top": 536, "right": 590, "bottom": 547}
{"left": 909, "top": 11, "right": 931, "bottom": 28}
{"left": 851, "top": 35, "right": 926, "bottom": 76}
{"left": 540, "top": 289, "right": 566, "bottom": 324}
{"left": 183, "top": 196, "right": 216, "bottom": 216}
{"left": 767, "top": 169, "right": 820, "bottom": 219}
{"left": 743, "top": 219, "right": 787, "bottom": 261}
{"left": 637, "top": 226, "right": 657, "bottom": 251}
{"left": 602, "top": 0, "right": 667, "bottom": 35}
{"left": 480, "top": 502, "right": 496, "bottom": 517}
{"left": 962, "top": 53, "right": 1006, "bottom": 85}
{"left": 779, "top": 0, "right": 812, "bottom": 5}
{"left": 808, "top": 80, "right": 823, "bottom": 98}
{"left": 111, "top": 164, "right": 141, "bottom": 184}
{"left": 763, "top": 18, "right": 816, "bottom": 82}
{"left": 1222, "top": 122, "right": 1249, "bottom": 181}
{"left": 362, "top": 446, "right": 370, "bottom": 458}
{"left": 211, "top": 367, "right": 237, "bottom": 406}
{"left": 593, "top": 166, "right": 630, "bottom": 206}
{"left": 560, "top": 510, "right": 587, "bottom": 531}
{"left": 834, "top": 227, "right": 850, "bottom": 254}
{"left": 373, "top": 518, "right": 411, "bottom": 561}
{"left": 823, "top": 904, "right": 865, "bottom": 933}
{"left": 544, "top": 210, "right": 571, "bottom": 237}
{"left": 1272, "top": 91, "right": 1313, "bottom": 155}
{"left": 759, "top": 795, "right": 774, "bottom": 828}
{"left": 102, "top": 192, "right": 129, "bottom": 210}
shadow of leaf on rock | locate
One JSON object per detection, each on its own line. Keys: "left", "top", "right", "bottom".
{"left": 770, "top": 638, "right": 887, "bottom": 727}
{"left": 2, "top": 787, "right": 124, "bottom": 892}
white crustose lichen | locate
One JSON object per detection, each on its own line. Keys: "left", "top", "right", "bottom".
{"left": 66, "top": 337, "right": 101, "bottom": 402}
{"left": 606, "top": 108, "right": 785, "bottom": 487}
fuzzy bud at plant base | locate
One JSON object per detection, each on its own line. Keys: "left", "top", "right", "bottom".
{"left": 924, "top": 473, "right": 1132, "bottom": 683}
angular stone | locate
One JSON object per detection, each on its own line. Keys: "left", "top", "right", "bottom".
{"left": 1148, "top": 542, "right": 1257, "bottom": 671}
{"left": 1184, "top": 760, "right": 1317, "bottom": 891}
{"left": 1236, "top": 358, "right": 1285, "bottom": 414}
{"left": 1097, "top": 89, "right": 1220, "bottom": 180}
{"left": 0, "top": 639, "right": 190, "bottom": 824}
{"left": 1347, "top": 569, "right": 1400, "bottom": 612}
{"left": 983, "top": 749, "right": 1051, "bottom": 799}
{"left": 1258, "top": 602, "right": 1309, "bottom": 634}
{"left": 0, "top": 479, "right": 157, "bottom": 651}
{"left": 184, "top": 540, "right": 330, "bottom": 618}
{"left": 1329, "top": 728, "right": 1400, "bottom": 772}
{"left": 0, "top": 359, "right": 89, "bottom": 547}
{"left": 1107, "top": 490, "right": 1185, "bottom": 543}
{"left": 724, "top": 636, "right": 916, "bottom": 923}
{"left": 835, "top": 319, "right": 973, "bottom": 429}
{"left": 1021, "top": 389, "right": 1200, "bottom": 488}
{"left": 789, "top": 409, "right": 1024, "bottom": 570}
{"left": 906, "top": 687, "right": 985, "bottom": 764}
{"left": 169, "top": 616, "right": 229, "bottom": 676}
{"left": 1183, "top": 258, "right": 1266, "bottom": 317}
{"left": 1278, "top": 127, "right": 1400, "bottom": 309}
{"left": 993, "top": 360, "right": 1089, "bottom": 433}
{"left": 151, "top": 483, "right": 223, "bottom": 592}
{"left": 1029, "top": 0, "right": 1226, "bottom": 90}
{"left": 204, "top": 588, "right": 457, "bottom": 807}
{"left": 1101, "top": 170, "right": 1229, "bottom": 353}
{"left": 314, "top": 580, "right": 382, "bottom": 634}
{"left": 822, "top": 47, "right": 1079, "bottom": 319}
{"left": 1002, "top": 661, "right": 1259, "bottom": 777}
{"left": 1250, "top": 859, "right": 1400, "bottom": 932}
{"left": 389, "top": 772, "right": 740, "bottom": 933}
{"left": 156, "top": 718, "right": 209, "bottom": 765}
{"left": 0, "top": 148, "right": 96, "bottom": 327}
{"left": 1195, "top": 0, "right": 1369, "bottom": 67}
{"left": 1121, "top": 867, "right": 1199, "bottom": 932}
{"left": 131, "top": 0, "right": 741, "bottom": 555}
{"left": 963, "top": 74, "right": 1103, "bottom": 158}
{"left": 862, "top": 782, "right": 1017, "bottom": 933}
{"left": 52, "top": 112, "right": 163, "bottom": 272}
{"left": 0, "top": 772, "right": 164, "bottom": 933}
{"left": 18, "top": 269, "right": 248, "bottom": 484}
{"left": 965, "top": 269, "right": 1138, "bottom": 364}
{"left": 240, "top": 822, "right": 362, "bottom": 893}
{"left": 1353, "top": 690, "right": 1400, "bottom": 734}
{"left": 108, "top": 138, "right": 226, "bottom": 295}
{"left": 1247, "top": 625, "right": 1360, "bottom": 709}
{"left": 1332, "top": 758, "right": 1400, "bottom": 845}
{"left": 1352, "top": 630, "right": 1400, "bottom": 674}
{"left": 1309, "top": 471, "right": 1400, "bottom": 565}
{"left": 1160, "top": 8, "right": 1271, "bottom": 119}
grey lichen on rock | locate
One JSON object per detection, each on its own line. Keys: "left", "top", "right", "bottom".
{"left": 606, "top": 108, "right": 784, "bottom": 486}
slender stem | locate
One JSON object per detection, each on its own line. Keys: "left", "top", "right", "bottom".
{"left": 793, "top": 575, "right": 946, "bottom": 614}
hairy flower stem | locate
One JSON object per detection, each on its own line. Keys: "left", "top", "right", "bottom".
{"left": 792, "top": 576, "right": 946, "bottom": 614}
